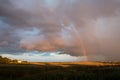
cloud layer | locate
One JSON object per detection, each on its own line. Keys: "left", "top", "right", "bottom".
{"left": 1, "top": 51, "right": 87, "bottom": 62}
{"left": 0, "top": 0, "right": 120, "bottom": 61}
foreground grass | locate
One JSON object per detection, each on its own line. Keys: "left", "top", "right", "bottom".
{"left": 0, "top": 62, "right": 120, "bottom": 80}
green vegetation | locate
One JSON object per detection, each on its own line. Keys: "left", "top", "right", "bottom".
{"left": 0, "top": 62, "right": 119, "bottom": 80}
{"left": 0, "top": 56, "right": 28, "bottom": 64}
{"left": 0, "top": 56, "right": 11, "bottom": 64}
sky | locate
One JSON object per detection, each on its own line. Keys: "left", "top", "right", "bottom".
{"left": 0, "top": 0, "right": 120, "bottom": 62}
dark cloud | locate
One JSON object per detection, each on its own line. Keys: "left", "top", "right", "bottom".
{"left": 0, "top": 0, "right": 120, "bottom": 61}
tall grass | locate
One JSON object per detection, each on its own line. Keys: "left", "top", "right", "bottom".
{"left": 0, "top": 62, "right": 119, "bottom": 80}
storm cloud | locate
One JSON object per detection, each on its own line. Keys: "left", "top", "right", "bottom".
{"left": 0, "top": 0, "right": 120, "bottom": 61}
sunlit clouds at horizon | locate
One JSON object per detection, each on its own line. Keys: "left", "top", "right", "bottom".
{"left": 1, "top": 51, "right": 87, "bottom": 62}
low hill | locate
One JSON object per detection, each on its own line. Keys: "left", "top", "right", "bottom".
{"left": 31, "top": 62, "right": 120, "bottom": 67}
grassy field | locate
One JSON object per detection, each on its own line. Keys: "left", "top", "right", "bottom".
{"left": 0, "top": 62, "right": 120, "bottom": 80}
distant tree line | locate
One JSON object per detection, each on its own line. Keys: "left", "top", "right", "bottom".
{"left": 0, "top": 56, "right": 28, "bottom": 64}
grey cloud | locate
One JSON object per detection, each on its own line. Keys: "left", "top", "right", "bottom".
{"left": 0, "top": 0, "right": 120, "bottom": 61}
